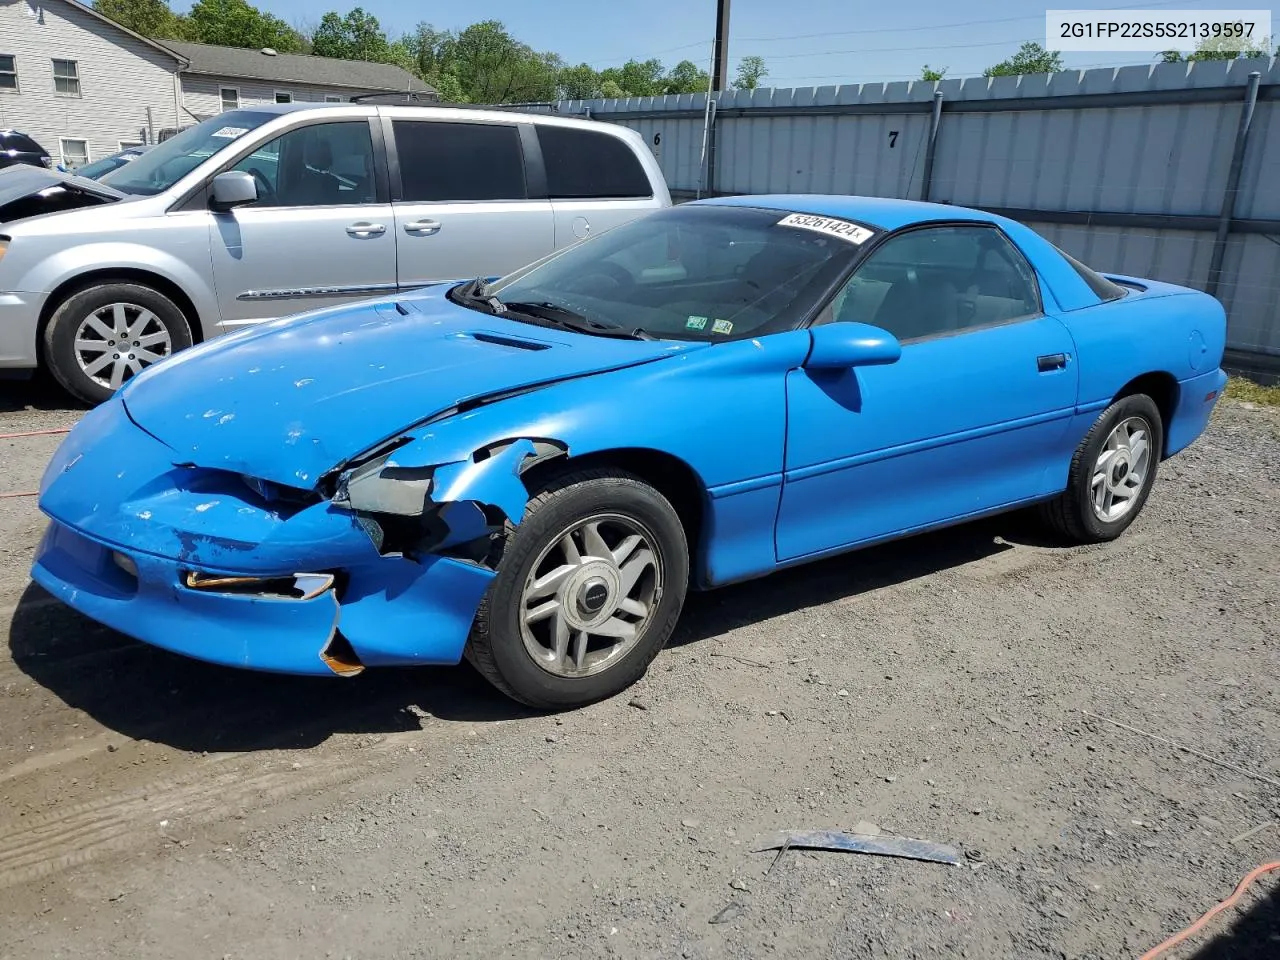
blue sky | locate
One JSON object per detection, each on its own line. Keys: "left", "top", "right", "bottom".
{"left": 251, "top": 0, "right": 1278, "bottom": 87}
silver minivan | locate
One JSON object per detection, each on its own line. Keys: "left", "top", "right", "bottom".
{"left": 0, "top": 103, "right": 671, "bottom": 404}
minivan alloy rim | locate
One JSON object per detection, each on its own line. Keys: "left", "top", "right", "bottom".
{"left": 519, "top": 513, "right": 663, "bottom": 678}
{"left": 73, "top": 303, "right": 174, "bottom": 390}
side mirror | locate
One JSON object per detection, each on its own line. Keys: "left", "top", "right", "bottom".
{"left": 804, "top": 321, "right": 902, "bottom": 370}
{"left": 210, "top": 171, "right": 258, "bottom": 211}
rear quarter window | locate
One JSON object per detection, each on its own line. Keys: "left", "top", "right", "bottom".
{"left": 536, "top": 126, "right": 653, "bottom": 200}
{"left": 2, "top": 132, "right": 44, "bottom": 154}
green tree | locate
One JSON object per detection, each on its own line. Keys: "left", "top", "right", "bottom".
{"left": 983, "top": 41, "right": 1064, "bottom": 77}
{"left": 186, "top": 0, "right": 303, "bottom": 51}
{"left": 447, "top": 20, "right": 559, "bottom": 103}
{"left": 921, "top": 64, "right": 947, "bottom": 81}
{"left": 733, "top": 55, "right": 768, "bottom": 89}
{"left": 557, "top": 63, "right": 602, "bottom": 100}
{"left": 311, "top": 7, "right": 390, "bottom": 61}
{"left": 93, "top": 0, "right": 189, "bottom": 39}
{"left": 662, "top": 59, "right": 709, "bottom": 94}
{"left": 1160, "top": 34, "right": 1275, "bottom": 61}
{"left": 599, "top": 58, "right": 665, "bottom": 97}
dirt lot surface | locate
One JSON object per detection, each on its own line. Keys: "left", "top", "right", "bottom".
{"left": 1, "top": 380, "right": 1278, "bottom": 960}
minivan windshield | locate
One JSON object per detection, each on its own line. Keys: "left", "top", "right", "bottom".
{"left": 101, "top": 111, "right": 276, "bottom": 196}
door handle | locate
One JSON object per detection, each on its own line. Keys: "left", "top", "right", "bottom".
{"left": 346, "top": 222, "right": 386, "bottom": 237}
{"left": 1037, "top": 353, "right": 1068, "bottom": 372}
{"left": 403, "top": 219, "right": 442, "bottom": 236}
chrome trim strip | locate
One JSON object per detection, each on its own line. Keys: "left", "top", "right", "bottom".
{"left": 236, "top": 283, "right": 398, "bottom": 302}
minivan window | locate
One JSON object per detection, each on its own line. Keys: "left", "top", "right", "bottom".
{"left": 537, "top": 126, "right": 653, "bottom": 199}
{"left": 101, "top": 110, "right": 275, "bottom": 196}
{"left": 393, "top": 120, "right": 526, "bottom": 202}
{"left": 228, "top": 121, "right": 376, "bottom": 207}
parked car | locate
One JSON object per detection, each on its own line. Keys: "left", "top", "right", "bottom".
{"left": 73, "top": 145, "right": 150, "bottom": 181}
{"left": 31, "top": 195, "right": 1227, "bottom": 709}
{"left": 0, "top": 129, "right": 53, "bottom": 171}
{"left": 0, "top": 103, "right": 671, "bottom": 404}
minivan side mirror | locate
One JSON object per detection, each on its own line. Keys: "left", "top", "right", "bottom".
{"left": 804, "top": 321, "right": 902, "bottom": 370}
{"left": 210, "top": 171, "right": 258, "bottom": 211}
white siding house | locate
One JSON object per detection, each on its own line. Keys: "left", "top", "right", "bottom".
{"left": 165, "top": 42, "right": 437, "bottom": 122}
{"left": 0, "top": 0, "right": 184, "bottom": 169}
{"left": 0, "top": 1, "right": 437, "bottom": 169}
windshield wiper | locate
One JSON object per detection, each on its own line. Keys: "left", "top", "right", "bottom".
{"left": 451, "top": 277, "right": 506, "bottom": 315}
{"left": 499, "top": 301, "right": 653, "bottom": 340}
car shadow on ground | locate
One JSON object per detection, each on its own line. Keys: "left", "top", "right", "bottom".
{"left": 0, "top": 375, "right": 83, "bottom": 415}
{"left": 8, "top": 511, "right": 1063, "bottom": 755}
{"left": 1186, "top": 872, "right": 1280, "bottom": 959}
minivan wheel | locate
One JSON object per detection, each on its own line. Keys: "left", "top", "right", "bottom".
{"left": 43, "top": 282, "right": 194, "bottom": 405}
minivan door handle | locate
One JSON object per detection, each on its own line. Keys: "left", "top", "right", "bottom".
{"left": 346, "top": 222, "right": 386, "bottom": 237}
{"left": 1037, "top": 353, "right": 1068, "bottom": 372}
{"left": 403, "top": 219, "right": 441, "bottom": 236}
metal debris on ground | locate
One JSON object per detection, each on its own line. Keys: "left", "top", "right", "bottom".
{"left": 756, "top": 830, "right": 963, "bottom": 866}
{"left": 709, "top": 902, "right": 745, "bottom": 924}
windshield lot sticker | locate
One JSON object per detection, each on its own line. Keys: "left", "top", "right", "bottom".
{"left": 686, "top": 316, "right": 708, "bottom": 330}
{"left": 776, "top": 213, "right": 874, "bottom": 245}
{"left": 211, "top": 126, "right": 249, "bottom": 139}
{"left": 711, "top": 319, "right": 734, "bottom": 335}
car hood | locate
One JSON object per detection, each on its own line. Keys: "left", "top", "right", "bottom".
{"left": 0, "top": 163, "right": 126, "bottom": 223}
{"left": 120, "top": 287, "right": 705, "bottom": 490}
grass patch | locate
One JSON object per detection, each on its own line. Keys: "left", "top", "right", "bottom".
{"left": 1225, "top": 376, "right": 1280, "bottom": 407}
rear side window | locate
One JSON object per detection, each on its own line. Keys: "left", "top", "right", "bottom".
{"left": 3, "top": 132, "right": 43, "bottom": 154}
{"left": 393, "top": 120, "right": 527, "bottom": 202}
{"left": 536, "top": 126, "right": 653, "bottom": 199}
{"left": 1053, "top": 244, "right": 1128, "bottom": 301}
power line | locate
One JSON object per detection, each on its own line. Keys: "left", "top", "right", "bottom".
{"left": 736, "top": 0, "right": 1216, "bottom": 43}
{"left": 746, "top": 35, "right": 1074, "bottom": 61}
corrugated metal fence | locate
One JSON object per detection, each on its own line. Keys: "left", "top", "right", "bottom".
{"left": 502, "top": 58, "right": 1280, "bottom": 377}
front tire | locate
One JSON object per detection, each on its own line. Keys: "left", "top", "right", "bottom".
{"left": 43, "top": 282, "right": 194, "bottom": 405}
{"left": 1040, "top": 393, "right": 1163, "bottom": 544}
{"left": 465, "top": 469, "right": 690, "bottom": 710}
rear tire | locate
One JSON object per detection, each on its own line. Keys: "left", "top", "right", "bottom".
{"left": 1039, "top": 393, "right": 1163, "bottom": 544}
{"left": 465, "top": 468, "right": 689, "bottom": 710}
{"left": 43, "top": 282, "right": 194, "bottom": 406}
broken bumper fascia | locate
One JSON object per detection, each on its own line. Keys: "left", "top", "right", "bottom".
{"left": 31, "top": 397, "right": 496, "bottom": 676}
{"left": 30, "top": 521, "right": 494, "bottom": 675}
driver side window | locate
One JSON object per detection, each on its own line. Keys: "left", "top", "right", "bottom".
{"left": 823, "top": 225, "right": 1042, "bottom": 342}
{"left": 229, "top": 121, "right": 376, "bottom": 208}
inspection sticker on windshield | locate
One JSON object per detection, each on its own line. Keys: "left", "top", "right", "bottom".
{"left": 776, "top": 213, "right": 874, "bottom": 245}
{"left": 686, "top": 316, "right": 708, "bottom": 330}
{"left": 211, "top": 126, "right": 249, "bottom": 139}
{"left": 711, "top": 319, "right": 734, "bottom": 335}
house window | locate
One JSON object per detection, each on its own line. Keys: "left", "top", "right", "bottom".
{"left": 0, "top": 54, "right": 16, "bottom": 91}
{"left": 220, "top": 87, "right": 239, "bottom": 112}
{"left": 324, "top": 94, "right": 342, "bottom": 102}
{"left": 274, "top": 90, "right": 292, "bottom": 103}
{"left": 119, "top": 140, "right": 143, "bottom": 150}
{"left": 59, "top": 138, "right": 90, "bottom": 171}
{"left": 52, "top": 58, "right": 80, "bottom": 96}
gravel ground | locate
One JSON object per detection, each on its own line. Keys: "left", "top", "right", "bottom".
{"left": 1, "top": 380, "right": 1277, "bottom": 960}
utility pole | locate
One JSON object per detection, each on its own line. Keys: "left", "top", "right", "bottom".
{"left": 711, "top": 0, "right": 731, "bottom": 92}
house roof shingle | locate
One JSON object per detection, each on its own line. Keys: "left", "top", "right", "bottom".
{"left": 159, "top": 40, "right": 436, "bottom": 95}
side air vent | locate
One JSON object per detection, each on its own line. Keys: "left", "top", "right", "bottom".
{"left": 468, "top": 332, "right": 552, "bottom": 351}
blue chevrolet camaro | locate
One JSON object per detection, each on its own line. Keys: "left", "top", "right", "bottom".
{"left": 32, "top": 195, "right": 1227, "bottom": 708}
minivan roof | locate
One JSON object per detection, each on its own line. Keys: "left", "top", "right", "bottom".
{"left": 248, "top": 101, "right": 611, "bottom": 131}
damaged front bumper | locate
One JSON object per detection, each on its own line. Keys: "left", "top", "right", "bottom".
{"left": 32, "top": 397, "right": 496, "bottom": 676}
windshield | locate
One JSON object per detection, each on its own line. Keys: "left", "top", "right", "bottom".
{"left": 77, "top": 151, "right": 141, "bottom": 180}
{"left": 101, "top": 111, "right": 276, "bottom": 196}
{"left": 480, "top": 204, "right": 871, "bottom": 341}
